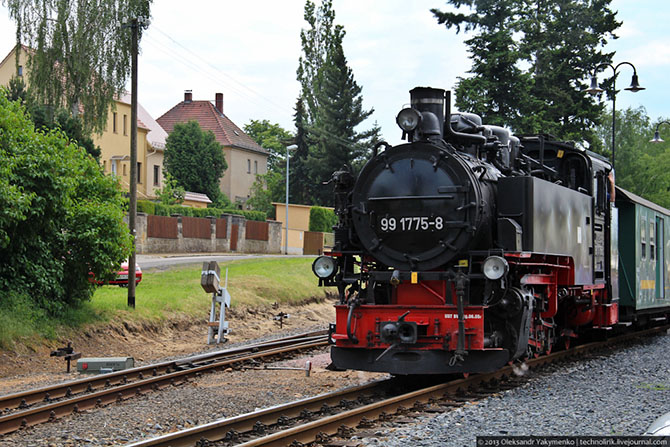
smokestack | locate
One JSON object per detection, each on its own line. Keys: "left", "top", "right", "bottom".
{"left": 215, "top": 93, "right": 223, "bottom": 114}
{"left": 184, "top": 90, "right": 192, "bottom": 103}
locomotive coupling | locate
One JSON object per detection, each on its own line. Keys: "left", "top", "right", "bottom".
{"left": 379, "top": 311, "right": 418, "bottom": 345}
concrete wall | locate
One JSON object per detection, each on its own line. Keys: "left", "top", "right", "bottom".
{"left": 132, "top": 213, "right": 282, "bottom": 254}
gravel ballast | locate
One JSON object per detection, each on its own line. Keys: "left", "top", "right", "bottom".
{"left": 356, "top": 332, "right": 670, "bottom": 446}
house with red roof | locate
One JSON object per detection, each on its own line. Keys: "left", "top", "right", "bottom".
{"left": 157, "top": 91, "right": 268, "bottom": 207}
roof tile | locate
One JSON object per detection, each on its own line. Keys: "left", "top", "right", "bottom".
{"left": 156, "top": 100, "right": 266, "bottom": 155}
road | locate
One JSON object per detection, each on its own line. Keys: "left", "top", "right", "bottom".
{"left": 135, "top": 254, "right": 314, "bottom": 270}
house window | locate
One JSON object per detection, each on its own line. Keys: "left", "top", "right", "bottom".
{"left": 247, "top": 159, "right": 251, "bottom": 174}
{"left": 18, "top": 65, "right": 23, "bottom": 77}
{"left": 137, "top": 162, "right": 142, "bottom": 183}
{"left": 123, "top": 163, "right": 127, "bottom": 176}
{"left": 111, "top": 161, "right": 117, "bottom": 175}
{"left": 113, "top": 113, "right": 117, "bottom": 133}
{"left": 123, "top": 114, "right": 127, "bottom": 136}
{"left": 254, "top": 160, "right": 258, "bottom": 174}
{"left": 153, "top": 165, "right": 160, "bottom": 186}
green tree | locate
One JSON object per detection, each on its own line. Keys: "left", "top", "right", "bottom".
{"left": 243, "top": 119, "right": 293, "bottom": 171}
{"left": 290, "top": 97, "right": 314, "bottom": 204}
{"left": 5, "top": 0, "right": 152, "bottom": 133}
{"left": 246, "top": 171, "right": 284, "bottom": 219}
{"left": 521, "top": 0, "right": 619, "bottom": 147}
{"left": 595, "top": 106, "right": 670, "bottom": 207}
{"left": 306, "top": 32, "right": 379, "bottom": 205}
{"left": 155, "top": 170, "right": 185, "bottom": 206}
{"left": 5, "top": 75, "right": 101, "bottom": 158}
{"left": 163, "top": 120, "right": 228, "bottom": 208}
{"left": 296, "top": 0, "right": 380, "bottom": 206}
{"left": 433, "top": 0, "right": 533, "bottom": 130}
{"left": 432, "top": 0, "right": 618, "bottom": 145}
{"left": 296, "top": 0, "right": 339, "bottom": 124}
{"left": 0, "top": 89, "right": 132, "bottom": 314}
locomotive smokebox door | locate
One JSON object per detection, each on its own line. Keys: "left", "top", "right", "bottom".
{"left": 201, "top": 261, "right": 220, "bottom": 293}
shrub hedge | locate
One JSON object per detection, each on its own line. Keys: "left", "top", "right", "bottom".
{"left": 137, "top": 200, "right": 266, "bottom": 221}
{"left": 309, "top": 206, "right": 337, "bottom": 232}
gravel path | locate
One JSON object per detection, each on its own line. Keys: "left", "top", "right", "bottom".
{"left": 355, "top": 332, "right": 670, "bottom": 447}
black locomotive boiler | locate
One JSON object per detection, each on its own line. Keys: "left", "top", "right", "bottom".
{"left": 312, "top": 86, "right": 622, "bottom": 375}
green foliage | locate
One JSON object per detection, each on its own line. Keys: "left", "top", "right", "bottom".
{"left": 136, "top": 200, "right": 156, "bottom": 215}
{"left": 0, "top": 90, "right": 132, "bottom": 314}
{"left": 243, "top": 120, "right": 294, "bottom": 171}
{"left": 297, "top": 0, "right": 339, "bottom": 124}
{"left": 5, "top": 76, "right": 101, "bottom": 158}
{"left": 164, "top": 120, "right": 228, "bottom": 207}
{"left": 309, "top": 206, "right": 337, "bottom": 232}
{"left": 247, "top": 171, "right": 284, "bottom": 219}
{"left": 6, "top": 1, "right": 152, "bottom": 133}
{"left": 297, "top": 0, "right": 380, "bottom": 206}
{"left": 155, "top": 170, "right": 185, "bottom": 205}
{"left": 432, "top": 0, "right": 618, "bottom": 145}
{"left": 596, "top": 106, "right": 670, "bottom": 207}
{"left": 148, "top": 203, "right": 266, "bottom": 221}
{"left": 290, "top": 97, "right": 314, "bottom": 204}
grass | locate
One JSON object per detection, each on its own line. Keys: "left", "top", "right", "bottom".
{"left": 0, "top": 258, "right": 331, "bottom": 350}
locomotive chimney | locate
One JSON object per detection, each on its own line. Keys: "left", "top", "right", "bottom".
{"left": 410, "top": 87, "right": 445, "bottom": 137}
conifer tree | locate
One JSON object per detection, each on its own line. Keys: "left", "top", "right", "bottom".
{"left": 296, "top": 0, "right": 380, "bottom": 206}
{"left": 432, "top": 0, "right": 619, "bottom": 147}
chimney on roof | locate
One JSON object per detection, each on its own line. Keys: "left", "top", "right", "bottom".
{"left": 215, "top": 93, "right": 223, "bottom": 114}
{"left": 184, "top": 90, "right": 192, "bottom": 103}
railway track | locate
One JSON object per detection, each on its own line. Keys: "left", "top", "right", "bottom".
{"left": 0, "top": 330, "right": 328, "bottom": 436}
{"left": 126, "top": 325, "right": 670, "bottom": 447}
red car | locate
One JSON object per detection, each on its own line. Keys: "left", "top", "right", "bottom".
{"left": 91, "top": 261, "right": 142, "bottom": 287}
{"left": 110, "top": 261, "right": 142, "bottom": 286}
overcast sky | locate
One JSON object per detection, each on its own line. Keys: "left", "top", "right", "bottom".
{"left": 1, "top": 1, "right": 668, "bottom": 145}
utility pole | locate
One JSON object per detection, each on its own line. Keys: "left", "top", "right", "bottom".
{"left": 127, "top": 17, "right": 139, "bottom": 308}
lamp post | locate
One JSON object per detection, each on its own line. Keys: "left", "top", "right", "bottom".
{"left": 650, "top": 121, "right": 670, "bottom": 143}
{"left": 585, "top": 61, "right": 645, "bottom": 172}
{"left": 285, "top": 144, "right": 298, "bottom": 255}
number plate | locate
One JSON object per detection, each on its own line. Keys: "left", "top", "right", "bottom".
{"left": 378, "top": 216, "right": 444, "bottom": 232}
{"left": 117, "top": 274, "right": 128, "bottom": 280}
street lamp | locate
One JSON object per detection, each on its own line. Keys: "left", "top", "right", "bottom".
{"left": 650, "top": 121, "right": 670, "bottom": 143}
{"left": 585, "top": 61, "right": 645, "bottom": 171}
{"left": 285, "top": 144, "right": 298, "bottom": 255}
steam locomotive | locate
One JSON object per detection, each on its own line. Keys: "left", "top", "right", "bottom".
{"left": 312, "top": 87, "right": 670, "bottom": 375}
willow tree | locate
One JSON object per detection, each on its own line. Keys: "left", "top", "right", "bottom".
{"left": 4, "top": 0, "right": 152, "bottom": 133}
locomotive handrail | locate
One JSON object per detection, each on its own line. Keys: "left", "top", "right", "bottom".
{"left": 368, "top": 195, "right": 455, "bottom": 201}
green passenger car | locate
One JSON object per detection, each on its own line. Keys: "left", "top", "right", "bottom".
{"left": 616, "top": 187, "right": 670, "bottom": 316}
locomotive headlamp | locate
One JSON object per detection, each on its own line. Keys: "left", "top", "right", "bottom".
{"left": 483, "top": 256, "right": 509, "bottom": 281}
{"left": 312, "top": 256, "right": 337, "bottom": 279}
{"left": 396, "top": 108, "right": 422, "bottom": 132}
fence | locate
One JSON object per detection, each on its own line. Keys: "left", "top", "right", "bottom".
{"left": 147, "top": 215, "right": 178, "bottom": 239}
{"left": 132, "top": 213, "right": 282, "bottom": 254}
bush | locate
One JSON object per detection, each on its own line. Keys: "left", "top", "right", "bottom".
{"left": 147, "top": 203, "right": 266, "bottom": 221}
{"left": 137, "top": 200, "right": 156, "bottom": 215}
{"left": 0, "top": 90, "right": 132, "bottom": 314}
{"left": 309, "top": 206, "right": 337, "bottom": 232}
